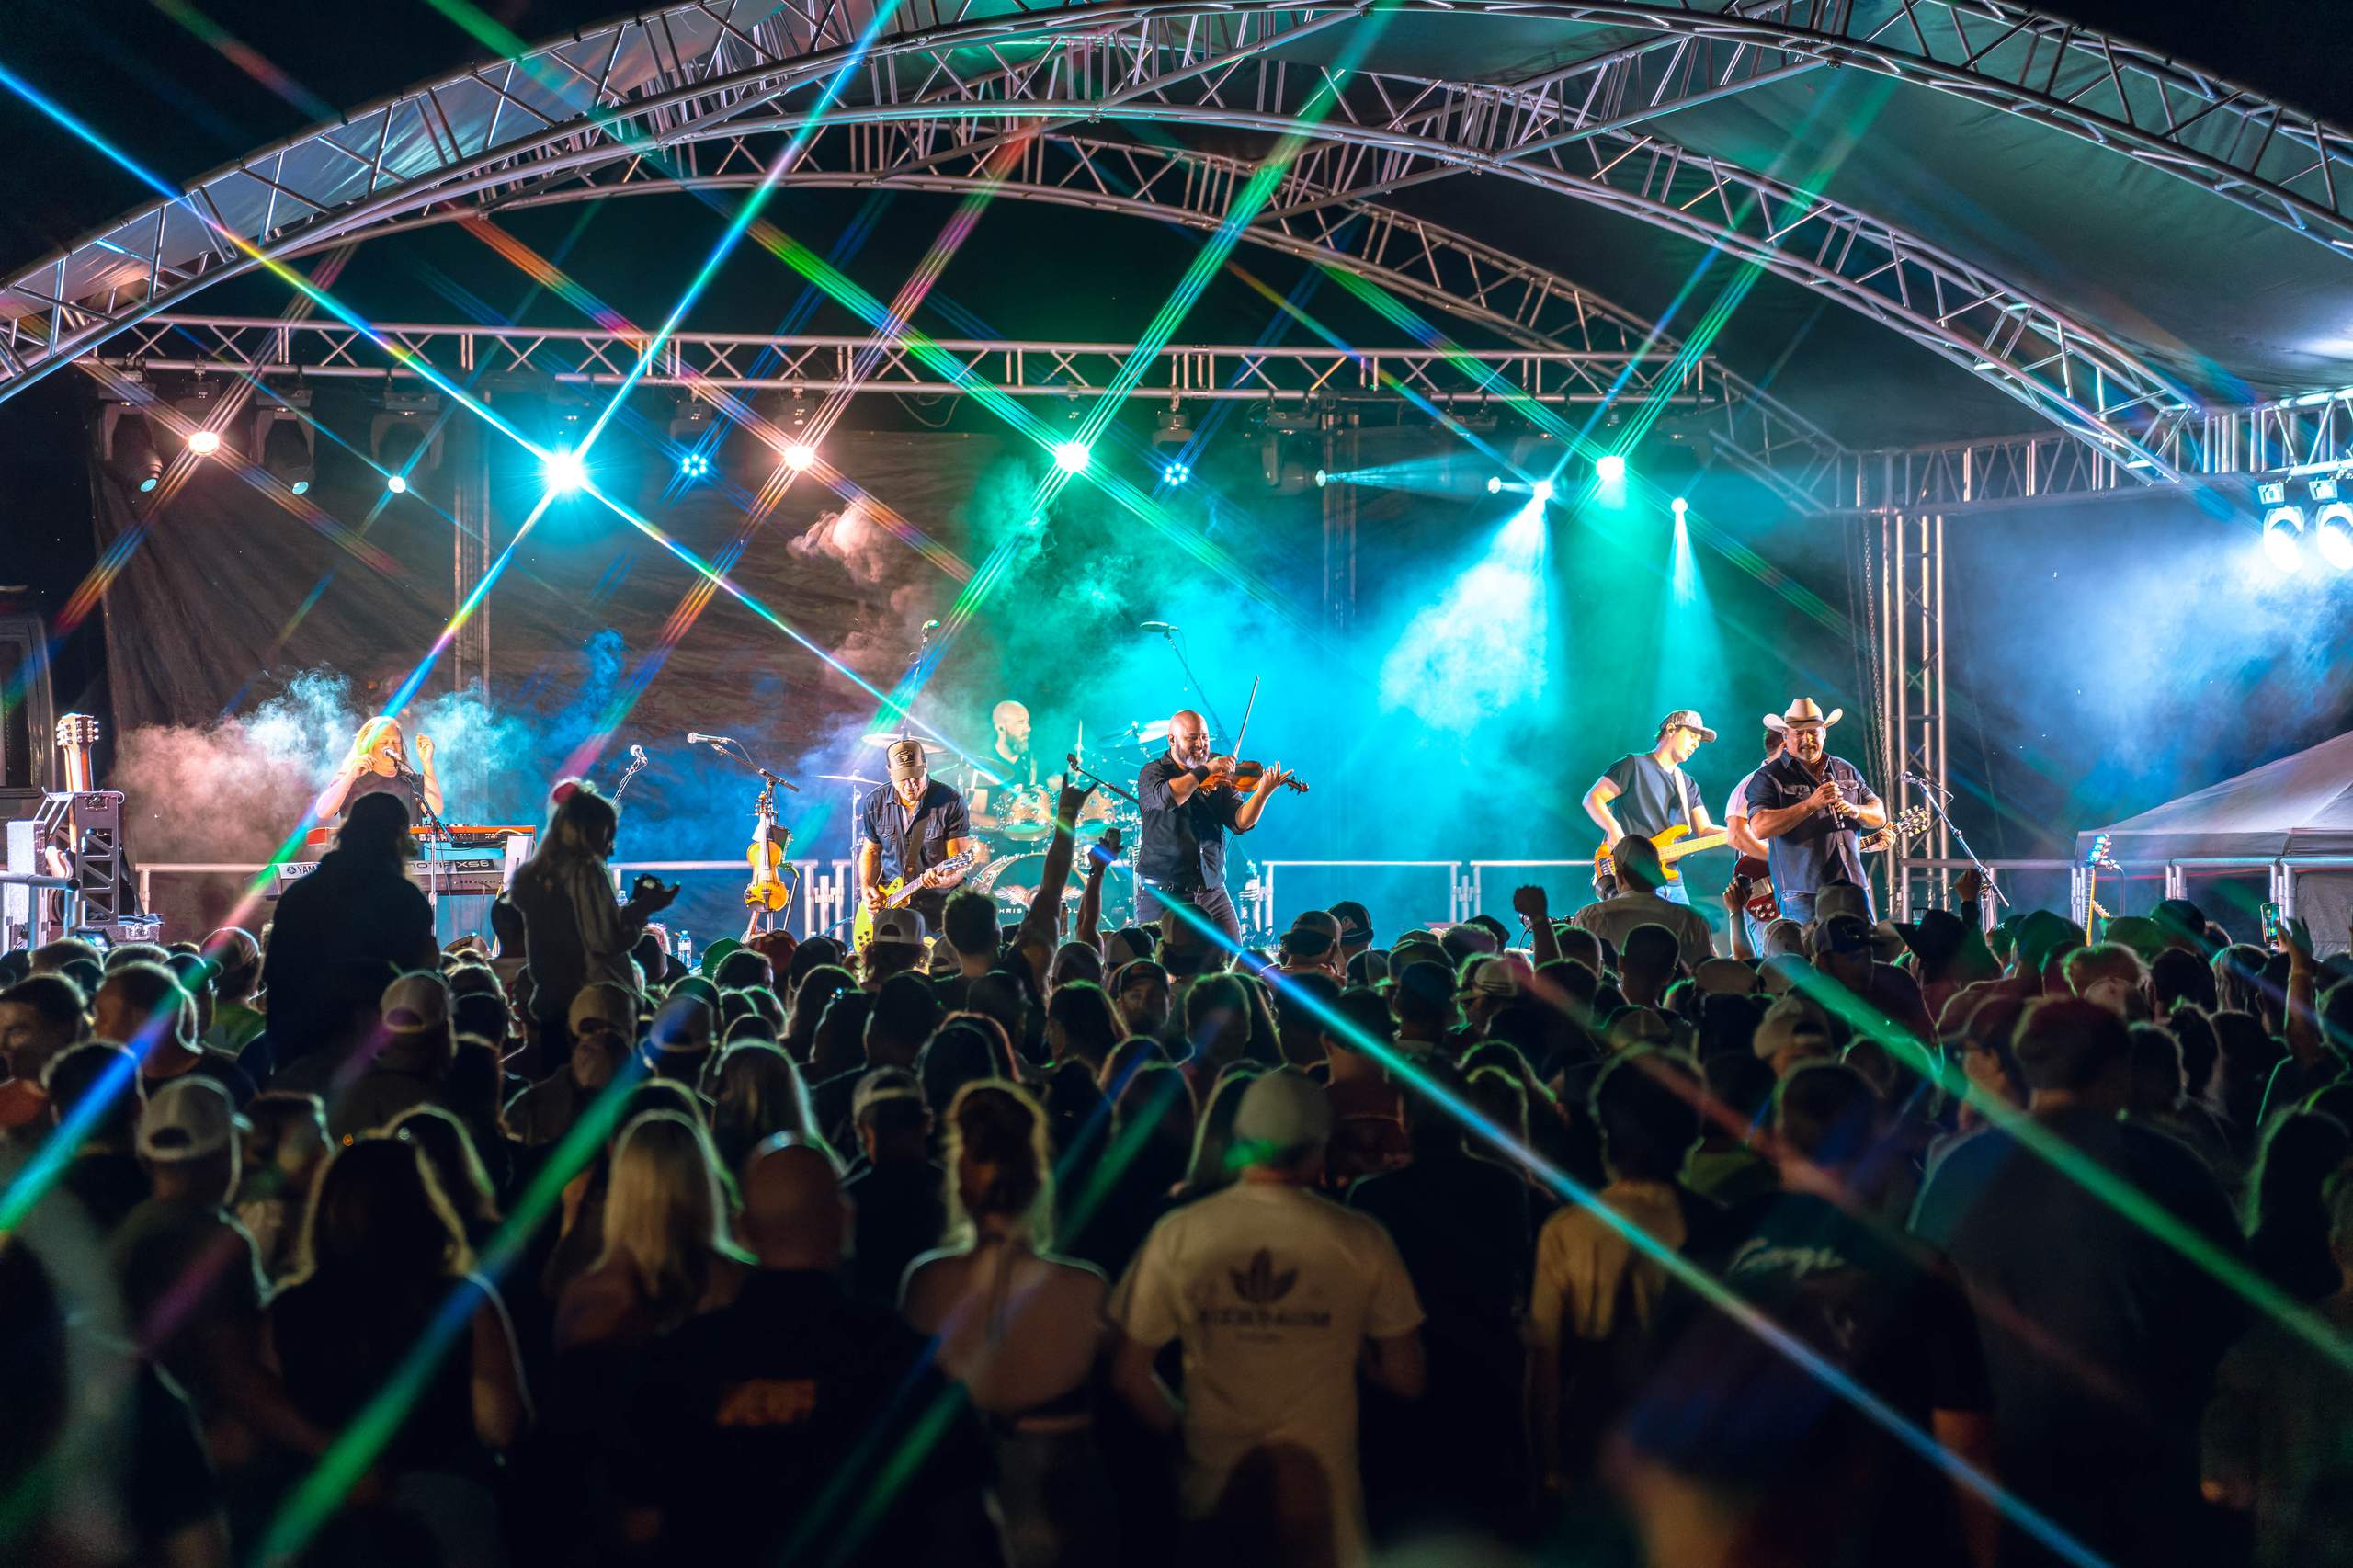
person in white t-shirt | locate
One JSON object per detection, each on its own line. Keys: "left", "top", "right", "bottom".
{"left": 1108, "top": 1068, "right": 1426, "bottom": 1568}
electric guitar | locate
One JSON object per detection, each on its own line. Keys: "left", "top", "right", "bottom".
{"left": 1733, "top": 804, "right": 1930, "bottom": 924}
{"left": 1590, "top": 823, "right": 1730, "bottom": 895}
{"left": 851, "top": 845, "right": 981, "bottom": 951}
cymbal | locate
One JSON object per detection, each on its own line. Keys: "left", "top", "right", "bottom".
{"left": 1124, "top": 720, "right": 1171, "bottom": 744}
{"left": 858, "top": 733, "right": 946, "bottom": 752}
{"left": 817, "top": 773, "right": 881, "bottom": 786}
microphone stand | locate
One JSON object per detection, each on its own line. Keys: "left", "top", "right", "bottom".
{"left": 1904, "top": 770, "right": 2008, "bottom": 921}
{"left": 702, "top": 739, "right": 803, "bottom": 932}
{"left": 1154, "top": 626, "right": 1230, "bottom": 741}
{"left": 396, "top": 759, "right": 452, "bottom": 930}
{"left": 613, "top": 750, "right": 649, "bottom": 801}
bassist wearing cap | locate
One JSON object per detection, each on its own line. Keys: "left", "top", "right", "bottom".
{"left": 1740, "top": 698, "right": 1886, "bottom": 925}
{"left": 858, "top": 738, "right": 972, "bottom": 938}
{"left": 1582, "top": 710, "right": 1724, "bottom": 907}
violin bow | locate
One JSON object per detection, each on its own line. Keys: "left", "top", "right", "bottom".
{"left": 1231, "top": 676, "right": 1260, "bottom": 757}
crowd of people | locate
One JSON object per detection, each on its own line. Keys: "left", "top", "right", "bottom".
{"left": 5, "top": 784, "right": 2352, "bottom": 1568}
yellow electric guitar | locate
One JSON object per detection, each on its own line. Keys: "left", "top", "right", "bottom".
{"left": 1591, "top": 823, "right": 1731, "bottom": 894}
{"left": 851, "top": 845, "right": 981, "bottom": 951}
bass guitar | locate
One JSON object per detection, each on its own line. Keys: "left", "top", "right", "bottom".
{"left": 1733, "top": 804, "right": 1930, "bottom": 923}
{"left": 851, "top": 845, "right": 982, "bottom": 952}
{"left": 1591, "top": 823, "right": 1729, "bottom": 896}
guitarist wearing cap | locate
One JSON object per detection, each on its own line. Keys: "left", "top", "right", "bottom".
{"left": 857, "top": 738, "right": 972, "bottom": 937}
{"left": 1741, "top": 698, "right": 1886, "bottom": 925}
{"left": 1582, "top": 710, "right": 1724, "bottom": 907}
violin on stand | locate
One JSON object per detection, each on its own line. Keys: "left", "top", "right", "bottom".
{"left": 743, "top": 775, "right": 797, "bottom": 937}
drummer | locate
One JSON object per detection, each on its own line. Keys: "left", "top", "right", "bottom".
{"left": 969, "top": 699, "right": 1052, "bottom": 830}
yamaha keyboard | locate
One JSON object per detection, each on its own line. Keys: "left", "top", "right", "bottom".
{"left": 273, "top": 826, "right": 535, "bottom": 900}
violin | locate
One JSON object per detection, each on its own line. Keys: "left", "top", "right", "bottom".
{"left": 744, "top": 780, "right": 793, "bottom": 913}
{"left": 1201, "top": 756, "right": 1310, "bottom": 794}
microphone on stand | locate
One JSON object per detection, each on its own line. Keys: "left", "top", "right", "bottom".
{"left": 687, "top": 732, "right": 735, "bottom": 747}
{"left": 921, "top": 619, "right": 941, "bottom": 633}
{"left": 1139, "top": 620, "right": 1178, "bottom": 633}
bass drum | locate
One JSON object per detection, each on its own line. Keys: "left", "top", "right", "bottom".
{"left": 995, "top": 785, "right": 1055, "bottom": 842}
{"left": 971, "top": 851, "right": 1131, "bottom": 918}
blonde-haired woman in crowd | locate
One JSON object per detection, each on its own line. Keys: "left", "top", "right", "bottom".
{"left": 555, "top": 1110, "right": 748, "bottom": 1353}
{"left": 901, "top": 1081, "right": 1110, "bottom": 1568}
{"left": 708, "top": 1040, "right": 825, "bottom": 1176}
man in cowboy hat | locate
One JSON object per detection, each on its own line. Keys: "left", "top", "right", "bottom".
{"left": 1582, "top": 709, "right": 1724, "bottom": 908}
{"left": 1739, "top": 699, "right": 1886, "bottom": 926}
{"left": 856, "top": 737, "right": 972, "bottom": 936}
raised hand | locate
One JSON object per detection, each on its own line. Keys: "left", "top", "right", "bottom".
{"left": 414, "top": 733, "right": 436, "bottom": 766}
{"left": 1511, "top": 884, "right": 1550, "bottom": 922}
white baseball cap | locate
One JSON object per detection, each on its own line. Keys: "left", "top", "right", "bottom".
{"left": 137, "top": 1076, "right": 247, "bottom": 1162}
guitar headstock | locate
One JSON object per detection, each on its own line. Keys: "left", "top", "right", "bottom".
{"left": 1894, "top": 803, "right": 1931, "bottom": 838}
{"left": 2083, "top": 832, "right": 2120, "bottom": 873}
{"left": 54, "top": 713, "right": 100, "bottom": 748}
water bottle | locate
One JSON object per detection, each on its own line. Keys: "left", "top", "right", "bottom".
{"left": 675, "top": 927, "right": 694, "bottom": 972}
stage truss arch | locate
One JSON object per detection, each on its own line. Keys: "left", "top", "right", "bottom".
{"left": 4, "top": 0, "right": 2320, "bottom": 484}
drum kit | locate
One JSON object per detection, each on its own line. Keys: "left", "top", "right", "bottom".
{"left": 828, "top": 718, "right": 1172, "bottom": 915}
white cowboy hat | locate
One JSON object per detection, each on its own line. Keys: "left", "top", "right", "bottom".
{"left": 1763, "top": 698, "right": 1843, "bottom": 732}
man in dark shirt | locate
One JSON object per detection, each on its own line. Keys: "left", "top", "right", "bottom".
{"left": 623, "top": 1136, "right": 987, "bottom": 1564}
{"left": 261, "top": 791, "right": 438, "bottom": 1058}
{"left": 838, "top": 1070, "right": 947, "bottom": 1306}
{"left": 1741, "top": 698, "right": 1885, "bottom": 924}
{"left": 855, "top": 738, "right": 972, "bottom": 937}
{"left": 1913, "top": 999, "right": 2245, "bottom": 1567}
{"left": 1135, "top": 709, "right": 1289, "bottom": 946}
{"left": 1347, "top": 1058, "right": 1532, "bottom": 1532}
{"left": 44, "top": 1042, "right": 153, "bottom": 1235}
{"left": 1664, "top": 1062, "right": 1995, "bottom": 1568}
{"left": 1582, "top": 709, "right": 1723, "bottom": 907}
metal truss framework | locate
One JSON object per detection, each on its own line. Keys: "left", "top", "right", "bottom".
{"left": 4, "top": 0, "right": 2323, "bottom": 488}
{"left": 94, "top": 312, "right": 1729, "bottom": 406}
{"left": 339, "top": 128, "right": 1846, "bottom": 506}
{"left": 1865, "top": 512, "right": 1949, "bottom": 922}
{"left": 1824, "top": 388, "right": 2353, "bottom": 512}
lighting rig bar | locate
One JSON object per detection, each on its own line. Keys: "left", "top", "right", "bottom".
{"left": 92, "top": 313, "right": 1728, "bottom": 407}
{"left": 1823, "top": 392, "right": 2353, "bottom": 514}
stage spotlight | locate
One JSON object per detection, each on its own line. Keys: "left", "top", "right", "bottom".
{"left": 185, "top": 427, "right": 222, "bottom": 457}
{"left": 2314, "top": 502, "right": 2353, "bottom": 570}
{"left": 1485, "top": 475, "right": 1504, "bottom": 494}
{"left": 102, "top": 404, "right": 164, "bottom": 494}
{"left": 781, "top": 442, "right": 816, "bottom": 472}
{"left": 256, "top": 401, "right": 314, "bottom": 494}
{"left": 1672, "top": 495, "right": 1689, "bottom": 517}
{"left": 1165, "top": 460, "right": 1191, "bottom": 486}
{"left": 1530, "top": 479, "right": 1555, "bottom": 504}
{"left": 1313, "top": 469, "right": 1327, "bottom": 488}
{"left": 679, "top": 451, "right": 711, "bottom": 481}
{"left": 370, "top": 394, "right": 442, "bottom": 486}
{"left": 2263, "top": 506, "right": 2306, "bottom": 571}
{"left": 1053, "top": 441, "right": 1091, "bottom": 474}
{"left": 1153, "top": 406, "right": 1192, "bottom": 449}
{"left": 1595, "top": 453, "right": 1627, "bottom": 483}
{"left": 544, "top": 448, "right": 586, "bottom": 494}
{"left": 385, "top": 473, "right": 409, "bottom": 495}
